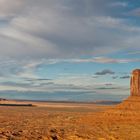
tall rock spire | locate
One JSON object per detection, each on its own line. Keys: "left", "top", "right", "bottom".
{"left": 130, "top": 69, "right": 140, "bottom": 96}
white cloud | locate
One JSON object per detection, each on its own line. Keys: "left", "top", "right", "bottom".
{"left": 39, "top": 57, "right": 140, "bottom": 65}
{"left": 0, "top": 0, "right": 24, "bottom": 19}
{"left": 109, "top": 2, "right": 128, "bottom": 7}
{"left": 0, "top": 0, "right": 139, "bottom": 59}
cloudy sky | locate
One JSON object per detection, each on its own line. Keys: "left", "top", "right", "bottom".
{"left": 0, "top": 0, "right": 139, "bottom": 101}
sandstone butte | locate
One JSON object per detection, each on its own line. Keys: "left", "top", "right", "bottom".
{"left": 120, "top": 69, "right": 140, "bottom": 105}
{"left": 104, "top": 69, "right": 140, "bottom": 118}
{"left": 130, "top": 69, "right": 140, "bottom": 96}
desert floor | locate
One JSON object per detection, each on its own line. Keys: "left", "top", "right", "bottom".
{"left": 0, "top": 100, "right": 140, "bottom": 140}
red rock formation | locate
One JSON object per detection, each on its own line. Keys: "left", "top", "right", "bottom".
{"left": 104, "top": 69, "right": 140, "bottom": 119}
{"left": 130, "top": 69, "right": 140, "bottom": 96}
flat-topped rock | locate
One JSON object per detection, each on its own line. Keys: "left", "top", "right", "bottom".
{"left": 130, "top": 69, "right": 140, "bottom": 96}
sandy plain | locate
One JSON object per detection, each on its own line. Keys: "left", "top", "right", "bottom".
{"left": 0, "top": 98, "right": 139, "bottom": 140}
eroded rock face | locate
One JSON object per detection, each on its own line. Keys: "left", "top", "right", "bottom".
{"left": 131, "top": 69, "right": 140, "bottom": 96}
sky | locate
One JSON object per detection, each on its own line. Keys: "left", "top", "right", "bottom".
{"left": 0, "top": 0, "right": 139, "bottom": 101}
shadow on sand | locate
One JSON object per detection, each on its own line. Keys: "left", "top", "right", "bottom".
{"left": 0, "top": 104, "right": 34, "bottom": 107}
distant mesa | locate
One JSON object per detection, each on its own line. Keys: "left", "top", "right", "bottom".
{"left": 130, "top": 69, "right": 140, "bottom": 96}
{"left": 0, "top": 98, "right": 6, "bottom": 101}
